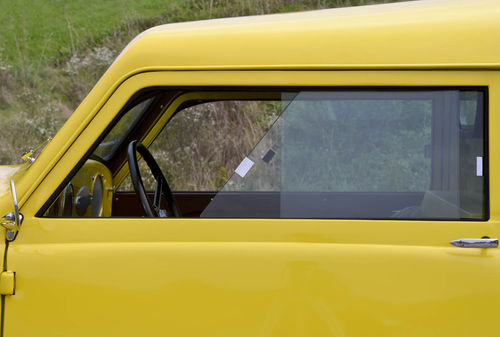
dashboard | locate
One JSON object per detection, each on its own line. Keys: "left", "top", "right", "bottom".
{"left": 45, "top": 160, "right": 113, "bottom": 217}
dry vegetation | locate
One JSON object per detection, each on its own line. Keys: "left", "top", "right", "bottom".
{"left": 0, "top": 0, "right": 407, "bottom": 165}
{"left": 146, "top": 100, "right": 282, "bottom": 191}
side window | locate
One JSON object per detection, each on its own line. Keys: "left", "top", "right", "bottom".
{"left": 146, "top": 99, "right": 284, "bottom": 191}
{"left": 198, "top": 90, "right": 486, "bottom": 219}
{"left": 43, "top": 88, "right": 486, "bottom": 220}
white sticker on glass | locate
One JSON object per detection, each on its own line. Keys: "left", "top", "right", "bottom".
{"left": 235, "top": 157, "right": 254, "bottom": 178}
{"left": 476, "top": 156, "right": 483, "bottom": 177}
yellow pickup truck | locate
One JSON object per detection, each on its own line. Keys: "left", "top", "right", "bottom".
{"left": 0, "top": 0, "right": 498, "bottom": 335}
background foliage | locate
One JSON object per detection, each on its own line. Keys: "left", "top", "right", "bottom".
{"left": 0, "top": 0, "right": 407, "bottom": 165}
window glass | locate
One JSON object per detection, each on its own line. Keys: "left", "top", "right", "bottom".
{"left": 144, "top": 99, "right": 288, "bottom": 191}
{"left": 44, "top": 88, "right": 486, "bottom": 220}
{"left": 459, "top": 91, "right": 480, "bottom": 127}
{"left": 93, "top": 97, "right": 155, "bottom": 160}
{"left": 201, "top": 90, "right": 485, "bottom": 219}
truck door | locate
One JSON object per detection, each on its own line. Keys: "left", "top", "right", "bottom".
{"left": 3, "top": 83, "right": 499, "bottom": 337}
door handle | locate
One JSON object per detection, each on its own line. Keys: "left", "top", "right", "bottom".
{"left": 450, "top": 238, "right": 498, "bottom": 248}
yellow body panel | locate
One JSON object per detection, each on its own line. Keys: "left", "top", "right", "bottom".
{"left": 4, "top": 70, "right": 500, "bottom": 336}
{"left": 0, "top": 271, "right": 15, "bottom": 296}
{"left": 1, "top": 0, "right": 500, "bottom": 336}
{"left": 6, "top": 236, "right": 500, "bottom": 336}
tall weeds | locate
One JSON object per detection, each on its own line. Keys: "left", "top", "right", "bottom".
{"left": 145, "top": 100, "right": 281, "bottom": 191}
{"left": 0, "top": 0, "right": 407, "bottom": 164}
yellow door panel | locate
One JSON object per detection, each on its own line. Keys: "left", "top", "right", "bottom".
{"left": 4, "top": 68, "right": 500, "bottom": 336}
{"left": 4, "top": 218, "right": 500, "bottom": 336}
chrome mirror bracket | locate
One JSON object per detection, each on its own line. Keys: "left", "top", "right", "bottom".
{"left": 1, "top": 180, "right": 23, "bottom": 241}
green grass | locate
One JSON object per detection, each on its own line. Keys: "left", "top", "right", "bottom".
{"left": 0, "top": 0, "right": 179, "bottom": 69}
{"left": 0, "top": 0, "right": 408, "bottom": 164}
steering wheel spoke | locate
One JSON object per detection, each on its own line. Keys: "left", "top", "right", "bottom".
{"left": 153, "top": 178, "right": 163, "bottom": 210}
{"left": 127, "top": 140, "right": 182, "bottom": 218}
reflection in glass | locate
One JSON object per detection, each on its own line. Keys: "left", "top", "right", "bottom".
{"left": 202, "top": 90, "right": 485, "bottom": 220}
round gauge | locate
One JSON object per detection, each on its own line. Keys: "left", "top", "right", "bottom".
{"left": 91, "top": 175, "right": 103, "bottom": 217}
{"left": 61, "top": 184, "right": 74, "bottom": 217}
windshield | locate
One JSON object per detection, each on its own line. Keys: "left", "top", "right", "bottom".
{"left": 93, "top": 96, "right": 155, "bottom": 161}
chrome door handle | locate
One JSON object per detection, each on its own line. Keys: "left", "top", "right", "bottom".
{"left": 450, "top": 238, "right": 498, "bottom": 248}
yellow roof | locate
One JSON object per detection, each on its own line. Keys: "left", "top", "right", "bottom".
{"left": 108, "top": 0, "right": 500, "bottom": 76}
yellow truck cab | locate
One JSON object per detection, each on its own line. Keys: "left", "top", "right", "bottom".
{"left": 0, "top": 0, "right": 499, "bottom": 335}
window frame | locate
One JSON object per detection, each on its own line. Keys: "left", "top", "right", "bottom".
{"left": 37, "top": 86, "right": 489, "bottom": 221}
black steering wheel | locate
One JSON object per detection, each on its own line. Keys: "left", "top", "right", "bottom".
{"left": 127, "top": 140, "right": 181, "bottom": 217}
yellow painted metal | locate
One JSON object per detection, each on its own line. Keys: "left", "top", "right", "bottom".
{"left": 5, "top": 218, "right": 500, "bottom": 336}
{"left": 105, "top": 0, "right": 500, "bottom": 72}
{"left": 0, "top": 165, "right": 28, "bottom": 214}
{"left": 4, "top": 68, "right": 500, "bottom": 336}
{"left": 0, "top": 168, "right": 16, "bottom": 288}
{"left": 2, "top": 0, "right": 500, "bottom": 335}
{"left": 0, "top": 271, "right": 15, "bottom": 296}
{"left": 0, "top": 166, "right": 27, "bottom": 195}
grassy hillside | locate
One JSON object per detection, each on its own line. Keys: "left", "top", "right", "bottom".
{"left": 0, "top": 0, "right": 407, "bottom": 164}
{"left": 0, "top": 0, "right": 177, "bottom": 69}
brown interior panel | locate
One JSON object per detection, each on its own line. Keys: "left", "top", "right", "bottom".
{"left": 112, "top": 191, "right": 216, "bottom": 217}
